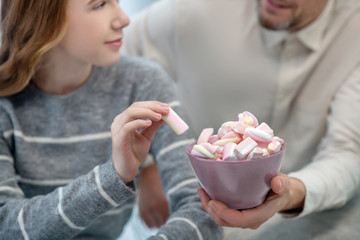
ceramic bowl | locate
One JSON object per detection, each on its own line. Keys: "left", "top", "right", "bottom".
{"left": 186, "top": 142, "right": 285, "bottom": 209}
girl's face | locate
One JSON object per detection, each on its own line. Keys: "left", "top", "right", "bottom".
{"left": 59, "top": 0, "right": 130, "bottom": 67}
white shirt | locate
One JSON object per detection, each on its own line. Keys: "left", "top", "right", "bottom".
{"left": 123, "top": 0, "right": 360, "bottom": 217}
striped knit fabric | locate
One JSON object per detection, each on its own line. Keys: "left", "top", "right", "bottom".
{"left": 0, "top": 56, "right": 223, "bottom": 240}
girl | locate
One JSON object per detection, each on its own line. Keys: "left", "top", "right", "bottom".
{"left": 0, "top": 0, "right": 221, "bottom": 239}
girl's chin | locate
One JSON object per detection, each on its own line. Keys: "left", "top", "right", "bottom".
{"left": 95, "top": 56, "right": 121, "bottom": 67}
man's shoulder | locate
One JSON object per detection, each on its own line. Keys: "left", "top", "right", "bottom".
{"left": 333, "top": 0, "right": 360, "bottom": 16}
{"left": 335, "top": 0, "right": 360, "bottom": 8}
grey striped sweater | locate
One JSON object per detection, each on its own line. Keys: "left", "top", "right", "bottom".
{"left": 0, "top": 56, "right": 223, "bottom": 240}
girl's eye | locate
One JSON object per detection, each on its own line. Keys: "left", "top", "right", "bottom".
{"left": 94, "top": 1, "right": 106, "bottom": 10}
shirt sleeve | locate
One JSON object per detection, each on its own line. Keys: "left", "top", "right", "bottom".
{"left": 132, "top": 61, "right": 223, "bottom": 240}
{"left": 122, "top": 0, "right": 177, "bottom": 79}
{"left": 288, "top": 64, "right": 360, "bottom": 217}
{"left": 0, "top": 106, "right": 136, "bottom": 239}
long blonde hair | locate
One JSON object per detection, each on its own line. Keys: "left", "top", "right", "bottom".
{"left": 0, "top": 0, "right": 69, "bottom": 97}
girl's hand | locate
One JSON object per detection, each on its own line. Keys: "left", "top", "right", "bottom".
{"left": 111, "top": 101, "right": 169, "bottom": 183}
{"left": 198, "top": 174, "right": 306, "bottom": 229}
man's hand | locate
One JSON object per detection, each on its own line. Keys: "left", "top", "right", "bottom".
{"left": 198, "top": 174, "right": 306, "bottom": 229}
{"left": 138, "top": 164, "right": 170, "bottom": 228}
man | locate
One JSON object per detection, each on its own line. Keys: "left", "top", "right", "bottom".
{"left": 122, "top": 0, "right": 360, "bottom": 230}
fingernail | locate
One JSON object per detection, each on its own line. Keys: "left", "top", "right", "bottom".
{"left": 208, "top": 203, "right": 217, "bottom": 212}
{"left": 162, "top": 106, "right": 170, "bottom": 112}
{"left": 156, "top": 113, "right": 162, "bottom": 119}
{"left": 278, "top": 179, "right": 283, "bottom": 188}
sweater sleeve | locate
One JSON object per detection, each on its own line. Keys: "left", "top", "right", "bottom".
{"left": 131, "top": 61, "right": 223, "bottom": 240}
{"left": 0, "top": 107, "right": 136, "bottom": 239}
{"left": 288, "top": 64, "right": 360, "bottom": 217}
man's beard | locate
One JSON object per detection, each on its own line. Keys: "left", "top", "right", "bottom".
{"left": 256, "top": 0, "right": 294, "bottom": 31}
{"left": 258, "top": 15, "right": 293, "bottom": 31}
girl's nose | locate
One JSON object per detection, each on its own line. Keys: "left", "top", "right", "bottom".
{"left": 112, "top": 6, "right": 130, "bottom": 30}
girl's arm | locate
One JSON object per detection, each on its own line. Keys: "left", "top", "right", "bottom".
{"left": 0, "top": 101, "right": 167, "bottom": 239}
{"left": 0, "top": 143, "right": 134, "bottom": 239}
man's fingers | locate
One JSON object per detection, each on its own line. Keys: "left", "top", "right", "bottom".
{"left": 198, "top": 188, "right": 211, "bottom": 211}
{"left": 207, "top": 200, "right": 267, "bottom": 228}
{"left": 140, "top": 209, "right": 157, "bottom": 228}
{"left": 271, "top": 174, "right": 290, "bottom": 195}
{"left": 153, "top": 210, "right": 167, "bottom": 227}
{"left": 207, "top": 200, "right": 247, "bottom": 227}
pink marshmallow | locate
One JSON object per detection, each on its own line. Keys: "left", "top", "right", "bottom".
{"left": 273, "top": 136, "right": 285, "bottom": 145}
{"left": 238, "top": 111, "right": 259, "bottom": 127}
{"left": 223, "top": 143, "right": 238, "bottom": 161}
{"left": 261, "top": 149, "right": 270, "bottom": 157}
{"left": 200, "top": 142, "right": 220, "bottom": 155}
{"left": 208, "top": 135, "right": 220, "bottom": 144}
{"left": 243, "top": 127, "right": 272, "bottom": 143}
{"left": 162, "top": 107, "right": 189, "bottom": 135}
{"left": 235, "top": 137, "right": 258, "bottom": 160}
{"left": 217, "top": 121, "right": 237, "bottom": 138}
{"left": 256, "top": 122, "right": 274, "bottom": 137}
{"left": 268, "top": 139, "right": 282, "bottom": 155}
{"left": 193, "top": 144, "right": 215, "bottom": 159}
{"left": 197, "top": 128, "right": 214, "bottom": 144}
{"left": 221, "top": 131, "right": 238, "bottom": 139}
{"left": 213, "top": 137, "right": 241, "bottom": 146}
{"left": 247, "top": 147, "right": 264, "bottom": 160}
{"left": 233, "top": 122, "right": 253, "bottom": 135}
{"left": 191, "top": 148, "right": 206, "bottom": 158}
{"left": 190, "top": 111, "right": 284, "bottom": 161}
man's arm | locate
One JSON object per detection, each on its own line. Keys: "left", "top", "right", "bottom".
{"left": 198, "top": 64, "right": 360, "bottom": 228}
{"left": 288, "top": 63, "right": 360, "bottom": 217}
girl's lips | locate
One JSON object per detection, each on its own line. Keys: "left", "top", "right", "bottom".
{"left": 265, "top": 0, "right": 292, "bottom": 10}
{"left": 106, "top": 38, "right": 123, "bottom": 48}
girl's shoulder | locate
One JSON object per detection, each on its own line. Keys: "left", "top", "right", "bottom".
{"left": 0, "top": 96, "right": 13, "bottom": 111}
{"left": 94, "top": 55, "right": 171, "bottom": 87}
{"left": 114, "top": 55, "right": 167, "bottom": 78}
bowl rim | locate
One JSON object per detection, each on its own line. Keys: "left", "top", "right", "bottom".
{"left": 186, "top": 141, "right": 286, "bottom": 164}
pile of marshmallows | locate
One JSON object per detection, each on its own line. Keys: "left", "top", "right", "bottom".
{"left": 191, "top": 111, "right": 284, "bottom": 161}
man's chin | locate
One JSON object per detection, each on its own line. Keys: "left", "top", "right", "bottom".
{"left": 259, "top": 17, "right": 292, "bottom": 31}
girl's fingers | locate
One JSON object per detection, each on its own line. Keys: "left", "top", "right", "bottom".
{"left": 119, "top": 108, "right": 161, "bottom": 125}
{"left": 113, "top": 105, "right": 169, "bottom": 131}
{"left": 131, "top": 101, "right": 169, "bottom": 110}
{"left": 128, "top": 101, "right": 170, "bottom": 120}
{"left": 141, "top": 120, "right": 164, "bottom": 141}
{"left": 120, "top": 119, "right": 152, "bottom": 135}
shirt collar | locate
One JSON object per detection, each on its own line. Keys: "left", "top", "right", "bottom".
{"left": 296, "top": 0, "right": 334, "bottom": 51}
{"left": 262, "top": 28, "right": 287, "bottom": 49}
{"left": 261, "top": 0, "right": 334, "bottom": 51}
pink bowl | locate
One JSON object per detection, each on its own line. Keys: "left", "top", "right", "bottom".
{"left": 187, "top": 142, "right": 285, "bottom": 209}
